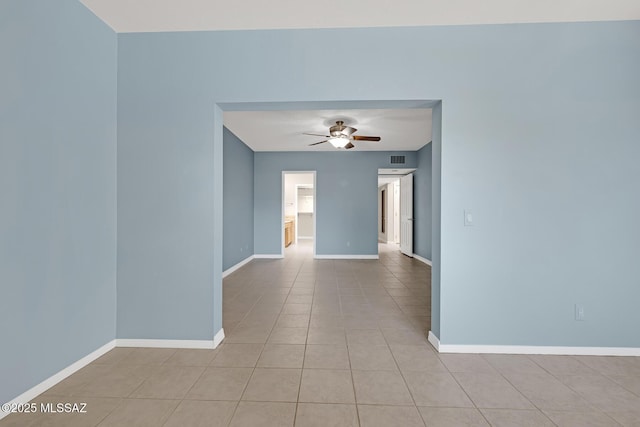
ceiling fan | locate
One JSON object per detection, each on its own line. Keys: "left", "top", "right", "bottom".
{"left": 304, "top": 120, "right": 381, "bottom": 149}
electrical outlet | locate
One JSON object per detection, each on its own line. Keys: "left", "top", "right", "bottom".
{"left": 464, "top": 209, "right": 473, "bottom": 226}
{"left": 575, "top": 304, "right": 585, "bottom": 321}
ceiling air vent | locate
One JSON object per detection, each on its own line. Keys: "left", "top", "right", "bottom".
{"left": 390, "top": 155, "right": 405, "bottom": 165}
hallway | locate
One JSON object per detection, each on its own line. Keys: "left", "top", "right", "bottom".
{"left": 220, "top": 242, "right": 433, "bottom": 425}
{"left": 223, "top": 241, "right": 430, "bottom": 340}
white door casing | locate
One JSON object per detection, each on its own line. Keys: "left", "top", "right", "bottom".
{"left": 394, "top": 180, "right": 400, "bottom": 244}
{"left": 400, "top": 173, "right": 413, "bottom": 256}
{"left": 378, "top": 186, "right": 387, "bottom": 242}
{"left": 385, "top": 183, "right": 394, "bottom": 244}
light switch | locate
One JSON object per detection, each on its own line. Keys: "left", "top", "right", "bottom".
{"left": 464, "top": 209, "right": 473, "bottom": 226}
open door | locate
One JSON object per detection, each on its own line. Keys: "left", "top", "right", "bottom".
{"left": 400, "top": 173, "right": 414, "bottom": 256}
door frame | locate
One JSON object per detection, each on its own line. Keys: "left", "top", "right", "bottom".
{"left": 282, "top": 171, "right": 316, "bottom": 257}
{"left": 378, "top": 184, "right": 388, "bottom": 243}
{"left": 377, "top": 170, "right": 415, "bottom": 255}
{"left": 400, "top": 172, "right": 414, "bottom": 256}
{"left": 218, "top": 100, "right": 440, "bottom": 348}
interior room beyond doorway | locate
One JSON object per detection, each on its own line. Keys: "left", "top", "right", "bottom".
{"left": 378, "top": 168, "right": 415, "bottom": 256}
{"left": 283, "top": 172, "right": 315, "bottom": 257}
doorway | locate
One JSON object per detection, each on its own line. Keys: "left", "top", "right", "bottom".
{"left": 282, "top": 171, "right": 316, "bottom": 257}
{"left": 378, "top": 168, "right": 415, "bottom": 256}
{"left": 378, "top": 183, "right": 396, "bottom": 244}
{"left": 218, "top": 100, "right": 441, "bottom": 347}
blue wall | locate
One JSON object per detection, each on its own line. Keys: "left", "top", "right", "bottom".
{"left": 223, "top": 127, "right": 254, "bottom": 270}
{"left": 116, "top": 21, "right": 640, "bottom": 348}
{"left": 0, "top": 0, "right": 117, "bottom": 404}
{"left": 254, "top": 151, "right": 418, "bottom": 255}
{"left": 414, "top": 143, "right": 433, "bottom": 260}
{"left": 116, "top": 60, "right": 217, "bottom": 340}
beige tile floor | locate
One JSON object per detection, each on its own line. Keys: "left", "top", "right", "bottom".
{"left": 3, "top": 242, "right": 640, "bottom": 426}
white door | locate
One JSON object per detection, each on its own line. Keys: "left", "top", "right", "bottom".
{"left": 393, "top": 180, "right": 401, "bottom": 244}
{"left": 400, "top": 173, "right": 413, "bottom": 256}
{"left": 385, "top": 184, "right": 394, "bottom": 243}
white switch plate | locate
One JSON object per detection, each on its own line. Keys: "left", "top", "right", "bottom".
{"left": 464, "top": 209, "right": 473, "bottom": 226}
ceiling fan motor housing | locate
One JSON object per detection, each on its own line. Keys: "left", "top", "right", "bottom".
{"left": 330, "top": 120, "right": 357, "bottom": 137}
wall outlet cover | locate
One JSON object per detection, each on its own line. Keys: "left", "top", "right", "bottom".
{"left": 464, "top": 209, "right": 473, "bottom": 226}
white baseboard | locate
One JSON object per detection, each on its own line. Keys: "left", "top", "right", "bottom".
{"left": 254, "top": 254, "right": 284, "bottom": 259}
{"left": 428, "top": 331, "right": 440, "bottom": 351}
{"left": 115, "top": 339, "right": 218, "bottom": 349}
{"left": 0, "top": 340, "right": 116, "bottom": 420}
{"left": 213, "top": 328, "right": 225, "bottom": 348}
{"left": 413, "top": 254, "right": 432, "bottom": 266}
{"left": 314, "top": 254, "right": 379, "bottom": 260}
{"left": 0, "top": 331, "right": 229, "bottom": 420}
{"left": 428, "top": 331, "right": 640, "bottom": 356}
{"left": 223, "top": 255, "right": 254, "bottom": 278}
{"left": 437, "top": 344, "right": 640, "bottom": 356}
{"left": 116, "top": 330, "right": 225, "bottom": 349}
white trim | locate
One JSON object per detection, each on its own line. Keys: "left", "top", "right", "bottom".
{"left": 436, "top": 344, "right": 640, "bottom": 356}
{"left": 429, "top": 331, "right": 640, "bottom": 356}
{"left": 0, "top": 340, "right": 116, "bottom": 420}
{"left": 213, "top": 328, "right": 225, "bottom": 348}
{"left": 297, "top": 236, "right": 313, "bottom": 240}
{"left": 314, "top": 254, "right": 379, "bottom": 260}
{"left": 115, "top": 339, "right": 216, "bottom": 349}
{"left": 223, "top": 255, "right": 254, "bottom": 277}
{"left": 428, "top": 331, "right": 440, "bottom": 351}
{"left": 414, "top": 254, "right": 432, "bottom": 266}
{"left": 253, "top": 254, "right": 284, "bottom": 259}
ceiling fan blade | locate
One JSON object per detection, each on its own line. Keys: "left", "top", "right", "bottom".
{"left": 309, "top": 140, "right": 328, "bottom": 146}
{"left": 344, "top": 142, "right": 355, "bottom": 149}
{"left": 303, "top": 133, "right": 331, "bottom": 138}
{"left": 352, "top": 135, "right": 381, "bottom": 142}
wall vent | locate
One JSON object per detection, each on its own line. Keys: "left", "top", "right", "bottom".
{"left": 390, "top": 155, "right": 405, "bottom": 164}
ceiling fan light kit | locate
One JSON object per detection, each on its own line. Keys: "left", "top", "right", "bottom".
{"left": 328, "top": 136, "right": 350, "bottom": 148}
{"left": 304, "top": 120, "right": 381, "bottom": 150}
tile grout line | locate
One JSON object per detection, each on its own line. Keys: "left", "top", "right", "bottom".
{"left": 345, "top": 264, "right": 363, "bottom": 427}
{"left": 376, "top": 258, "right": 427, "bottom": 427}
{"left": 521, "top": 354, "right": 626, "bottom": 423}
{"left": 290, "top": 255, "right": 311, "bottom": 425}
{"left": 494, "top": 356, "right": 579, "bottom": 424}
{"left": 221, "top": 266, "right": 294, "bottom": 424}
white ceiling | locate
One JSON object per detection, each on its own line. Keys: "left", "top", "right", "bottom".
{"left": 223, "top": 109, "right": 432, "bottom": 152}
{"left": 80, "top": 0, "right": 639, "bottom": 33}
